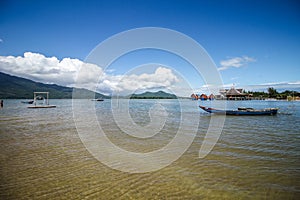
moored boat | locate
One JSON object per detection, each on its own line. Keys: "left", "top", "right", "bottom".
{"left": 21, "top": 100, "right": 34, "bottom": 104}
{"left": 91, "top": 98, "right": 104, "bottom": 101}
{"left": 199, "top": 106, "right": 278, "bottom": 115}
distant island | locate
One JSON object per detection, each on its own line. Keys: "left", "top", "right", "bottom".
{"left": 0, "top": 72, "right": 110, "bottom": 99}
{"left": 129, "top": 91, "right": 177, "bottom": 99}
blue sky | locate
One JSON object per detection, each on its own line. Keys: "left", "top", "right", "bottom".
{"left": 0, "top": 0, "right": 299, "bottom": 95}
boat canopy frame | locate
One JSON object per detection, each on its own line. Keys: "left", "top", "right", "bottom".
{"left": 33, "top": 92, "right": 49, "bottom": 105}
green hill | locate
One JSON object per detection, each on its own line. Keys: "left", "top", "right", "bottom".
{"left": 0, "top": 72, "right": 110, "bottom": 99}
{"left": 129, "top": 91, "right": 177, "bottom": 99}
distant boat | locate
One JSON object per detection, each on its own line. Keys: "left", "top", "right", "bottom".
{"left": 28, "top": 105, "right": 56, "bottom": 109}
{"left": 21, "top": 100, "right": 34, "bottom": 104}
{"left": 199, "top": 106, "right": 278, "bottom": 115}
{"left": 91, "top": 98, "right": 104, "bottom": 101}
{"left": 264, "top": 98, "right": 277, "bottom": 101}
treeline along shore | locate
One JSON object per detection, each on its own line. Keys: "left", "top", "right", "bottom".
{"left": 192, "top": 87, "right": 300, "bottom": 101}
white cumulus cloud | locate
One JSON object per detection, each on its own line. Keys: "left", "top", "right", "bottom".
{"left": 218, "top": 56, "right": 256, "bottom": 71}
{"left": 0, "top": 52, "right": 179, "bottom": 95}
{"left": 101, "top": 67, "right": 179, "bottom": 93}
{"left": 0, "top": 52, "right": 103, "bottom": 86}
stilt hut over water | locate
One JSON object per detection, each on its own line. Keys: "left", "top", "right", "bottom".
{"left": 223, "top": 87, "right": 251, "bottom": 100}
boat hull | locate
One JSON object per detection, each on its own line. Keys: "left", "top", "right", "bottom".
{"left": 21, "top": 100, "right": 34, "bottom": 104}
{"left": 28, "top": 105, "right": 56, "bottom": 109}
{"left": 199, "top": 106, "right": 278, "bottom": 116}
{"left": 91, "top": 99, "right": 104, "bottom": 101}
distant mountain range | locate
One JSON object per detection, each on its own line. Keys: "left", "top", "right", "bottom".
{"left": 0, "top": 72, "right": 178, "bottom": 99}
{"left": 129, "top": 91, "right": 177, "bottom": 99}
{"left": 0, "top": 72, "right": 109, "bottom": 99}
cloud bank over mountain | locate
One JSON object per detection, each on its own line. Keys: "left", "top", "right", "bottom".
{"left": 0, "top": 52, "right": 298, "bottom": 96}
{"left": 0, "top": 52, "right": 178, "bottom": 95}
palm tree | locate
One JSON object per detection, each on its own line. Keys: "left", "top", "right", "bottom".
{"left": 267, "top": 87, "right": 278, "bottom": 98}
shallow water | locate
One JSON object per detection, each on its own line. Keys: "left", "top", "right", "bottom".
{"left": 0, "top": 99, "right": 299, "bottom": 199}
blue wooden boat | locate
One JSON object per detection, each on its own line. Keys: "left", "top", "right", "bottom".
{"left": 199, "top": 106, "right": 278, "bottom": 115}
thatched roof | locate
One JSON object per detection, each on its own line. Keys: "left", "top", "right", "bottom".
{"left": 226, "top": 87, "right": 241, "bottom": 95}
{"left": 226, "top": 87, "right": 245, "bottom": 96}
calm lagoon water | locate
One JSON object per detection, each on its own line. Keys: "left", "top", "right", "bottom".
{"left": 0, "top": 99, "right": 299, "bottom": 199}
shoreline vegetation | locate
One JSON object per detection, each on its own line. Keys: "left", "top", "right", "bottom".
{"left": 192, "top": 87, "right": 300, "bottom": 101}
{"left": 244, "top": 88, "right": 300, "bottom": 101}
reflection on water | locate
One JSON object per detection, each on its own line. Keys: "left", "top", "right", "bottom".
{"left": 0, "top": 99, "right": 299, "bottom": 199}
